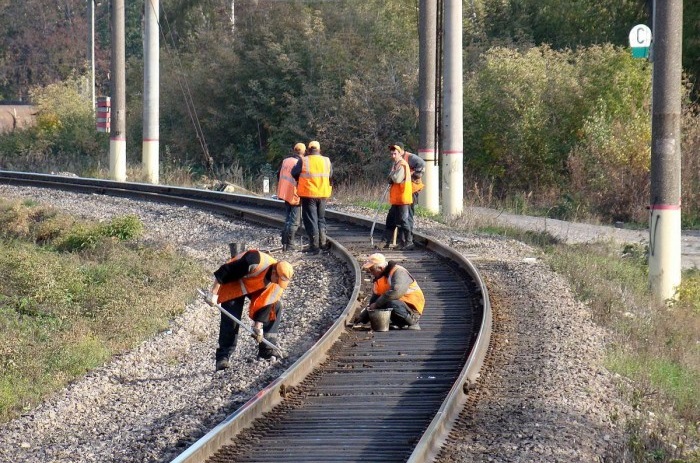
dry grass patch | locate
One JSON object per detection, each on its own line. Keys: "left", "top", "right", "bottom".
{"left": 0, "top": 199, "right": 207, "bottom": 422}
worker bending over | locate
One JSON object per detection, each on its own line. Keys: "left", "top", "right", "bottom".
{"left": 207, "top": 249, "right": 294, "bottom": 370}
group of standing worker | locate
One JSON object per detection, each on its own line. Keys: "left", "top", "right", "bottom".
{"left": 205, "top": 140, "right": 426, "bottom": 371}
{"left": 276, "top": 140, "right": 332, "bottom": 255}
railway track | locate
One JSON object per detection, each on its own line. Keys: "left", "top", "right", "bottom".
{"left": 0, "top": 171, "right": 492, "bottom": 463}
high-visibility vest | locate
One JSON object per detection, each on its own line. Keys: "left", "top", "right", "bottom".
{"left": 217, "top": 251, "right": 281, "bottom": 306}
{"left": 247, "top": 284, "right": 283, "bottom": 321}
{"left": 297, "top": 155, "right": 332, "bottom": 198}
{"left": 277, "top": 156, "right": 300, "bottom": 205}
{"left": 373, "top": 265, "right": 425, "bottom": 314}
{"left": 389, "top": 159, "right": 413, "bottom": 205}
{"left": 403, "top": 152, "right": 424, "bottom": 193}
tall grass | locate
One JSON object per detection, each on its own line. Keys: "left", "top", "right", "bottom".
{"left": 545, "top": 242, "right": 699, "bottom": 461}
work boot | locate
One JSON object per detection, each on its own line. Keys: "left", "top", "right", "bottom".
{"left": 287, "top": 230, "right": 298, "bottom": 251}
{"left": 404, "top": 323, "right": 421, "bottom": 331}
{"left": 302, "top": 235, "right": 320, "bottom": 254}
{"left": 257, "top": 334, "right": 281, "bottom": 360}
{"left": 319, "top": 230, "right": 331, "bottom": 251}
{"left": 281, "top": 229, "right": 288, "bottom": 249}
{"left": 215, "top": 357, "right": 230, "bottom": 371}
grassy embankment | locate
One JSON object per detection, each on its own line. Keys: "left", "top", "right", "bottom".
{"left": 0, "top": 198, "right": 206, "bottom": 423}
{"left": 340, "top": 181, "right": 700, "bottom": 463}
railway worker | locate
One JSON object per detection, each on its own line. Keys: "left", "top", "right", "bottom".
{"left": 353, "top": 253, "right": 424, "bottom": 330}
{"left": 291, "top": 140, "right": 333, "bottom": 255}
{"left": 381, "top": 143, "right": 414, "bottom": 250}
{"left": 277, "top": 142, "right": 306, "bottom": 251}
{"left": 392, "top": 142, "right": 425, "bottom": 241}
{"left": 206, "top": 249, "right": 294, "bottom": 370}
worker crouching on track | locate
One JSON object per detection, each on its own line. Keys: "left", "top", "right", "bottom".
{"left": 207, "top": 249, "right": 294, "bottom": 370}
{"left": 353, "top": 253, "right": 424, "bottom": 330}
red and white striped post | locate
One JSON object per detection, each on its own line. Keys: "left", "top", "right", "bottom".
{"left": 96, "top": 97, "right": 111, "bottom": 133}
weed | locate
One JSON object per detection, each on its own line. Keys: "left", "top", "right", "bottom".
{"left": 0, "top": 203, "right": 206, "bottom": 423}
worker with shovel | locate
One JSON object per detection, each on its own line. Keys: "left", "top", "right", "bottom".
{"left": 381, "top": 144, "right": 415, "bottom": 250}
{"left": 205, "top": 248, "right": 294, "bottom": 371}
{"left": 394, "top": 142, "right": 426, "bottom": 241}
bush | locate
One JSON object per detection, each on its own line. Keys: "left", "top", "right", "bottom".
{"left": 463, "top": 44, "right": 654, "bottom": 223}
{"left": 56, "top": 215, "right": 144, "bottom": 252}
{"left": 0, "top": 74, "right": 107, "bottom": 173}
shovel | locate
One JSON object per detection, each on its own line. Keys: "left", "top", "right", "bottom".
{"left": 197, "top": 288, "right": 287, "bottom": 358}
{"left": 370, "top": 184, "right": 390, "bottom": 247}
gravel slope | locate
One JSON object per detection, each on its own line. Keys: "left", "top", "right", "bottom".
{"left": 0, "top": 186, "right": 353, "bottom": 463}
{"left": 0, "top": 185, "right": 668, "bottom": 462}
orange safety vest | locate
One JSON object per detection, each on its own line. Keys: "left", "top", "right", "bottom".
{"left": 247, "top": 284, "right": 283, "bottom": 321}
{"left": 219, "top": 251, "right": 282, "bottom": 305}
{"left": 389, "top": 159, "right": 413, "bottom": 205}
{"left": 403, "top": 152, "right": 424, "bottom": 193}
{"left": 373, "top": 265, "right": 425, "bottom": 314}
{"left": 277, "top": 156, "right": 300, "bottom": 205}
{"left": 297, "top": 155, "right": 332, "bottom": 198}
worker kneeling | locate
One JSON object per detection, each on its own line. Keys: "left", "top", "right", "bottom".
{"left": 207, "top": 249, "right": 293, "bottom": 370}
{"left": 354, "top": 253, "right": 424, "bottom": 331}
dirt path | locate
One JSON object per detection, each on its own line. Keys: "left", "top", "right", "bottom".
{"left": 468, "top": 206, "right": 700, "bottom": 269}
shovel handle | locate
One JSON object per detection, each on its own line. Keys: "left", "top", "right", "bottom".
{"left": 196, "top": 288, "right": 286, "bottom": 357}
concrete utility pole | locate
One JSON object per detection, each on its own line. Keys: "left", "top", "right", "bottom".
{"left": 143, "top": 0, "right": 160, "bottom": 184}
{"left": 88, "top": 0, "right": 96, "bottom": 113}
{"left": 441, "top": 0, "right": 463, "bottom": 216}
{"left": 649, "top": 0, "right": 683, "bottom": 303}
{"left": 109, "top": 0, "right": 127, "bottom": 181}
{"left": 418, "top": 0, "right": 439, "bottom": 214}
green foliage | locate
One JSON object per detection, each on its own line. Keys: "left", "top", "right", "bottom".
{"left": 463, "top": 45, "right": 579, "bottom": 191}
{"left": 0, "top": 198, "right": 143, "bottom": 252}
{"left": 463, "top": 44, "right": 654, "bottom": 222}
{"left": 0, "top": 205, "right": 206, "bottom": 423}
{"left": 468, "top": 0, "right": 646, "bottom": 50}
{"left": 102, "top": 215, "right": 144, "bottom": 241}
{"left": 677, "top": 270, "right": 700, "bottom": 314}
{"left": 56, "top": 215, "right": 143, "bottom": 252}
{"left": 0, "top": 74, "right": 107, "bottom": 173}
{"left": 608, "top": 351, "right": 700, "bottom": 424}
{"left": 157, "top": 0, "right": 419, "bottom": 183}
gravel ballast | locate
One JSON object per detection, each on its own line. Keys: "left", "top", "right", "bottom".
{"left": 0, "top": 185, "right": 676, "bottom": 462}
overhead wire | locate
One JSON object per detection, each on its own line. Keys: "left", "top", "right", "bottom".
{"left": 147, "top": 0, "right": 214, "bottom": 171}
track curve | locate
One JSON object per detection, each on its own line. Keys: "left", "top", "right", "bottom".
{"left": 0, "top": 171, "right": 491, "bottom": 463}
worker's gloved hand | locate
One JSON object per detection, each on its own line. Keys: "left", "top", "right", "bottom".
{"left": 205, "top": 291, "right": 218, "bottom": 306}
{"left": 251, "top": 326, "right": 264, "bottom": 343}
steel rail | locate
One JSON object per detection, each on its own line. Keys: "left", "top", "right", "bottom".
{"left": 0, "top": 171, "right": 491, "bottom": 462}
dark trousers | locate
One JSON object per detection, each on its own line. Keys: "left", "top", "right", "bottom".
{"left": 301, "top": 197, "right": 327, "bottom": 245}
{"left": 407, "top": 192, "right": 419, "bottom": 233}
{"left": 384, "top": 204, "right": 411, "bottom": 245}
{"left": 282, "top": 202, "right": 301, "bottom": 243}
{"left": 216, "top": 297, "right": 284, "bottom": 361}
